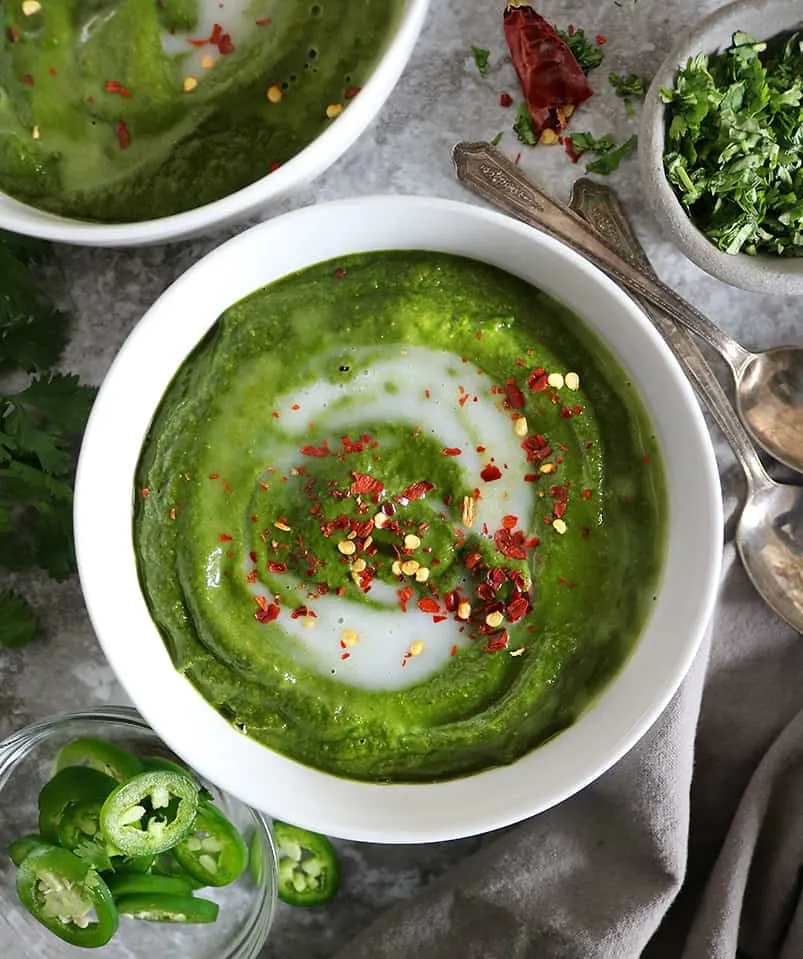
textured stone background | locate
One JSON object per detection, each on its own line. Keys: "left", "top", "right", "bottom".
{"left": 1, "top": 1, "right": 800, "bottom": 955}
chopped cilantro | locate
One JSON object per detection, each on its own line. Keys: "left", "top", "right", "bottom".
{"left": 513, "top": 102, "right": 537, "bottom": 145}
{"left": 609, "top": 72, "right": 648, "bottom": 115}
{"left": 557, "top": 27, "right": 604, "bottom": 74}
{"left": 661, "top": 30, "right": 803, "bottom": 255}
{"left": 471, "top": 45, "right": 490, "bottom": 75}
{"left": 570, "top": 131, "right": 638, "bottom": 174}
{"left": 0, "top": 590, "right": 37, "bottom": 647}
{"left": 490, "top": 131, "right": 504, "bottom": 147}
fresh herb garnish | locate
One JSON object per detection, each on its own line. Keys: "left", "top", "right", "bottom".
{"left": 0, "top": 236, "right": 95, "bottom": 647}
{"left": 513, "top": 101, "right": 537, "bottom": 145}
{"left": 490, "top": 131, "right": 504, "bottom": 147}
{"left": 609, "top": 72, "right": 648, "bottom": 114}
{"left": 557, "top": 27, "right": 604, "bottom": 74}
{"left": 661, "top": 31, "right": 803, "bottom": 255}
{"left": 471, "top": 45, "right": 490, "bottom": 75}
{"left": 569, "top": 131, "right": 638, "bottom": 174}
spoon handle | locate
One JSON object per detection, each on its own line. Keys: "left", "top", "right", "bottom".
{"left": 567, "top": 178, "right": 771, "bottom": 492}
{"left": 452, "top": 141, "right": 748, "bottom": 370}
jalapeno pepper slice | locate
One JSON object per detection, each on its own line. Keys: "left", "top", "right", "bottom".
{"left": 55, "top": 738, "right": 143, "bottom": 783}
{"left": 273, "top": 821, "right": 339, "bottom": 907}
{"left": 16, "top": 847, "right": 118, "bottom": 947}
{"left": 57, "top": 800, "right": 115, "bottom": 872}
{"left": 107, "top": 874, "right": 193, "bottom": 898}
{"left": 112, "top": 853, "right": 155, "bottom": 874}
{"left": 38, "top": 767, "right": 117, "bottom": 843}
{"left": 99, "top": 770, "right": 200, "bottom": 856}
{"left": 141, "top": 755, "right": 213, "bottom": 802}
{"left": 115, "top": 892, "right": 219, "bottom": 923}
{"left": 172, "top": 802, "right": 248, "bottom": 887}
{"left": 151, "top": 853, "right": 206, "bottom": 889}
{"left": 8, "top": 834, "right": 50, "bottom": 867}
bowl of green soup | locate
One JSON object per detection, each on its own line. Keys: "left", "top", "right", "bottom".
{"left": 0, "top": 0, "right": 428, "bottom": 246}
{"left": 74, "top": 195, "right": 722, "bottom": 842}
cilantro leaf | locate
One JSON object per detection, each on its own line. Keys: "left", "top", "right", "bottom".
{"left": 490, "top": 131, "right": 504, "bottom": 147}
{"left": 661, "top": 30, "right": 803, "bottom": 255}
{"left": 569, "top": 132, "right": 616, "bottom": 154}
{"left": 471, "top": 46, "right": 490, "bottom": 75}
{"left": 0, "top": 589, "right": 38, "bottom": 647}
{"left": 586, "top": 134, "right": 638, "bottom": 174}
{"left": 73, "top": 841, "right": 114, "bottom": 873}
{"left": 557, "top": 27, "right": 604, "bottom": 74}
{"left": 513, "top": 102, "right": 537, "bottom": 145}
{"left": 609, "top": 72, "right": 648, "bottom": 115}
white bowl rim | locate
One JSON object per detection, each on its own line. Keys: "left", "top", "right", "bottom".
{"left": 0, "top": 0, "right": 429, "bottom": 248}
{"left": 74, "top": 194, "right": 723, "bottom": 843}
{"left": 639, "top": 0, "right": 803, "bottom": 294}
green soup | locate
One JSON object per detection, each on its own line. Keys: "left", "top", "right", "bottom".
{"left": 0, "top": 0, "right": 403, "bottom": 222}
{"left": 134, "top": 252, "right": 667, "bottom": 783}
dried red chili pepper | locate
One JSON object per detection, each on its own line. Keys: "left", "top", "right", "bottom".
{"left": 503, "top": 3, "right": 593, "bottom": 138}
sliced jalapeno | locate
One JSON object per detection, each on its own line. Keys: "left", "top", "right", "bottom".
{"left": 141, "top": 755, "right": 213, "bottom": 802}
{"left": 151, "top": 853, "right": 206, "bottom": 889}
{"left": 55, "top": 738, "right": 143, "bottom": 783}
{"left": 57, "top": 799, "right": 115, "bottom": 872}
{"left": 273, "top": 821, "right": 339, "bottom": 907}
{"left": 99, "top": 770, "right": 200, "bottom": 856}
{"left": 115, "top": 892, "right": 219, "bottom": 923}
{"left": 111, "top": 853, "right": 155, "bottom": 874}
{"left": 172, "top": 803, "right": 248, "bottom": 888}
{"left": 16, "top": 846, "right": 118, "bottom": 947}
{"left": 8, "top": 834, "right": 50, "bottom": 867}
{"left": 107, "top": 874, "right": 193, "bottom": 898}
{"left": 38, "top": 767, "right": 117, "bottom": 843}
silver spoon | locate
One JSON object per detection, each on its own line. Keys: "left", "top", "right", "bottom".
{"left": 568, "top": 177, "right": 803, "bottom": 634}
{"left": 452, "top": 141, "right": 803, "bottom": 475}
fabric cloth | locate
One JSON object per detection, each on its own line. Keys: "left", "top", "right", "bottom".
{"left": 334, "top": 462, "right": 803, "bottom": 959}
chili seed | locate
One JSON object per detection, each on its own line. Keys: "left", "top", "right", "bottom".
{"left": 565, "top": 372, "right": 580, "bottom": 391}
{"left": 267, "top": 84, "right": 283, "bottom": 103}
{"left": 31, "top": 125, "right": 40, "bottom": 140}
{"left": 457, "top": 601, "right": 472, "bottom": 620}
{"left": 404, "top": 533, "right": 421, "bottom": 550}
{"left": 401, "top": 559, "right": 420, "bottom": 576}
{"left": 374, "top": 512, "right": 388, "bottom": 529}
{"left": 540, "top": 463, "right": 557, "bottom": 474}
{"left": 302, "top": 617, "right": 316, "bottom": 628}
{"left": 510, "top": 647, "right": 526, "bottom": 657}
{"left": 391, "top": 560, "right": 403, "bottom": 576}
{"left": 341, "top": 630, "right": 359, "bottom": 647}
{"left": 22, "top": 0, "right": 41, "bottom": 14}
{"left": 540, "top": 128, "right": 560, "bottom": 145}
{"left": 553, "top": 519, "right": 567, "bottom": 535}
{"left": 414, "top": 567, "right": 430, "bottom": 583}
{"left": 183, "top": 76, "right": 199, "bottom": 93}
{"left": 352, "top": 558, "right": 367, "bottom": 573}
{"left": 326, "top": 103, "right": 343, "bottom": 119}
{"left": 485, "top": 611, "right": 504, "bottom": 628}
{"left": 547, "top": 372, "right": 565, "bottom": 389}
{"left": 514, "top": 416, "right": 528, "bottom": 437}
{"left": 274, "top": 519, "right": 291, "bottom": 531}
{"left": 462, "top": 495, "right": 476, "bottom": 528}
{"left": 337, "top": 540, "right": 356, "bottom": 555}
{"left": 201, "top": 55, "right": 216, "bottom": 70}
{"left": 408, "top": 640, "right": 425, "bottom": 657}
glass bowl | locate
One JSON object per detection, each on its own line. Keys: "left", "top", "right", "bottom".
{"left": 0, "top": 707, "right": 277, "bottom": 958}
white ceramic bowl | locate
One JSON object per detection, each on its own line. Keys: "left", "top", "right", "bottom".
{"left": 0, "top": 1, "right": 428, "bottom": 248}
{"left": 640, "top": 0, "right": 803, "bottom": 295}
{"left": 74, "top": 196, "right": 723, "bottom": 843}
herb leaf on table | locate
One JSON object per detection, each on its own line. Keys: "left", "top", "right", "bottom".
{"left": 557, "top": 27, "right": 605, "bottom": 74}
{"left": 0, "top": 589, "right": 38, "bottom": 647}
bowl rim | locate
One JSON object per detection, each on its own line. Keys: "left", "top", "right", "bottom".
{"left": 74, "top": 194, "right": 723, "bottom": 843}
{"left": 639, "top": 0, "right": 803, "bottom": 294}
{"left": 0, "top": 0, "right": 430, "bottom": 248}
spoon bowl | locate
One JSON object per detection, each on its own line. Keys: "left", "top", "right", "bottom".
{"left": 737, "top": 347, "right": 803, "bottom": 475}
{"left": 738, "top": 480, "right": 803, "bottom": 634}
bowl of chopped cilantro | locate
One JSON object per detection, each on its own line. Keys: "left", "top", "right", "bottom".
{"left": 639, "top": 0, "right": 803, "bottom": 293}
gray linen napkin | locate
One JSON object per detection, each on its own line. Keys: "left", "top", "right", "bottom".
{"left": 334, "top": 465, "right": 803, "bottom": 958}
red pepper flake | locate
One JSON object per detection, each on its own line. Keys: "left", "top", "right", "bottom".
{"left": 116, "top": 119, "right": 131, "bottom": 149}
{"left": 442, "top": 447, "right": 462, "bottom": 457}
{"left": 514, "top": 151, "right": 521, "bottom": 165}
{"left": 344, "top": 85, "right": 362, "bottom": 99}
{"left": 483, "top": 630, "right": 509, "bottom": 653}
{"left": 8, "top": 26, "right": 19, "bottom": 43}
{"left": 255, "top": 602, "right": 280, "bottom": 624}
{"left": 397, "top": 586, "right": 413, "bottom": 612}
{"left": 553, "top": 501, "right": 567, "bottom": 520}
{"left": 209, "top": 473, "right": 219, "bottom": 480}
{"left": 255, "top": 17, "right": 272, "bottom": 26}
{"left": 350, "top": 472, "right": 384, "bottom": 496}
{"left": 480, "top": 464, "right": 502, "bottom": 482}
{"left": 465, "top": 552, "right": 482, "bottom": 570}
{"left": 458, "top": 394, "right": 470, "bottom": 408}
{"left": 595, "top": 34, "right": 607, "bottom": 45}
{"left": 581, "top": 488, "right": 592, "bottom": 500}
{"left": 522, "top": 433, "right": 552, "bottom": 465}
{"left": 291, "top": 403, "right": 300, "bottom": 411}
{"left": 218, "top": 33, "right": 234, "bottom": 55}
{"left": 270, "top": 161, "right": 281, "bottom": 172}
{"left": 418, "top": 597, "right": 439, "bottom": 614}
{"left": 502, "top": 514, "right": 518, "bottom": 529}
{"left": 399, "top": 480, "right": 434, "bottom": 502}
{"left": 493, "top": 528, "right": 527, "bottom": 560}
{"left": 504, "top": 380, "right": 525, "bottom": 409}
{"left": 300, "top": 441, "right": 329, "bottom": 457}
{"left": 527, "top": 368, "right": 548, "bottom": 392}
{"left": 21, "top": 74, "right": 34, "bottom": 86}
{"left": 451, "top": 645, "right": 458, "bottom": 656}
{"left": 564, "top": 135, "right": 582, "bottom": 163}
{"left": 219, "top": 533, "right": 233, "bottom": 542}
{"left": 444, "top": 591, "right": 459, "bottom": 612}
{"left": 248, "top": 550, "right": 258, "bottom": 563}
{"left": 105, "top": 80, "right": 132, "bottom": 98}
{"left": 334, "top": 268, "right": 348, "bottom": 279}
{"left": 141, "top": 487, "right": 150, "bottom": 499}
{"left": 48, "top": 67, "right": 57, "bottom": 77}
{"left": 524, "top": 474, "right": 539, "bottom": 482}
{"left": 476, "top": 445, "right": 487, "bottom": 453}
{"left": 499, "top": 91, "right": 513, "bottom": 107}
{"left": 507, "top": 596, "right": 530, "bottom": 623}
{"left": 291, "top": 606, "right": 315, "bottom": 619}
{"left": 268, "top": 561, "right": 289, "bottom": 574}
{"left": 643, "top": 454, "right": 651, "bottom": 465}
{"left": 246, "top": 569, "right": 257, "bottom": 584}
{"left": 433, "top": 615, "right": 448, "bottom": 623}
{"left": 581, "top": 527, "right": 591, "bottom": 538}
{"left": 573, "top": 405, "right": 584, "bottom": 416}
{"left": 169, "top": 508, "right": 177, "bottom": 520}
{"left": 560, "top": 406, "right": 573, "bottom": 419}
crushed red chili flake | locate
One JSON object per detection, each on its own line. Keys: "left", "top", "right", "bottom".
{"left": 116, "top": 119, "right": 131, "bottom": 149}
{"left": 527, "top": 368, "right": 548, "bottom": 392}
{"left": 560, "top": 406, "right": 573, "bottom": 419}
{"left": 502, "top": 514, "right": 518, "bottom": 529}
{"left": 476, "top": 445, "right": 486, "bottom": 453}
{"left": 522, "top": 433, "right": 552, "bottom": 464}
{"left": 291, "top": 403, "right": 300, "bottom": 411}
{"left": 48, "top": 67, "right": 57, "bottom": 77}
{"left": 268, "top": 561, "right": 289, "bottom": 573}
{"left": 350, "top": 472, "right": 384, "bottom": 496}
{"left": 334, "top": 268, "right": 348, "bottom": 279}
{"left": 399, "top": 480, "right": 434, "bottom": 502}
{"left": 300, "top": 440, "right": 329, "bottom": 457}
{"left": 290, "top": 606, "right": 315, "bottom": 619}
{"left": 8, "top": 26, "right": 19, "bottom": 43}
{"left": 255, "top": 602, "right": 280, "bottom": 624}
{"left": 344, "top": 85, "right": 362, "bottom": 99}
{"left": 22, "top": 74, "right": 35, "bottom": 85}
{"left": 504, "top": 380, "right": 525, "bottom": 409}
{"left": 218, "top": 33, "right": 234, "bottom": 54}
{"left": 418, "top": 597, "right": 440, "bottom": 614}
{"left": 465, "top": 552, "right": 482, "bottom": 570}
{"left": 524, "top": 473, "right": 539, "bottom": 482}
{"left": 451, "top": 645, "right": 458, "bottom": 656}
{"left": 219, "top": 534, "right": 233, "bottom": 542}
{"left": 255, "top": 17, "right": 272, "bottom": 26}
{"left": 582, "top": 488, "right": 592, "bottom": 499}
{"left": 141, "top": 488, "right": 150, "bottom": 499}
{"left": 246, "top": 569, "right": 257, "bottom": 584}
{"left": 595, "top": 33, "right": 606, "bottom": 44}
{"left": 573, "top": 405, "right": 584, "bottom": 415}
{"left": 442, "top": 447, "right": 462, "bottom": 456}
{"left": 480, "top": 464, "right": 502, "bottom": 482}
{"left": 444, "top": 590, "right": 459, "bottom": 612}
{"left": 270, "top": 161, "right": 281, "bottom": 172}
{"left": 506, "top": 596, "right": 530, "bottom": 623}
{"left": 643, "top": 454, "right": 651, "bottom": 464}
{"left": 493, "top": 528, "right": 527, "bottom": 560}
{"left": 106, "top": 80, "right": 133, "bottom": 98}
{"left": 433, "top": 615, "right": 447, "bottom": 623}
{"left": 553, "top": 501, "right": 567, "bottom": 519}
{"left": 483, "top": 631, "right": 509, "bottom": 653}
{"left": 500, "top": 91, "right": 514, "bottom": 107}
{"left": 397, "top": 586, "right": 413, "bottom": 612}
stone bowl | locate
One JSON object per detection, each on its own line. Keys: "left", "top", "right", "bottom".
{"left": 639, "top": 0, "right": 803, "bottom": 294}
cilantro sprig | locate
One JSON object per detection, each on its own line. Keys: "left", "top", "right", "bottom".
{"left": 661, "top": 31, "right": 803, "bottom": 256}
{"left": 609, "top": 72, "right": 648, "bottom": 114}
{"left": 471, "top": 45, "right": 490, "bottom": 76}
{"left": 0, "top": 236, "right": 95, "bottom": 647}
{"left": 557, "top": 27, "right": 605, "bottom": 74}
{"left": 569, "top": 131, "right": 638, "bottom": 174}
